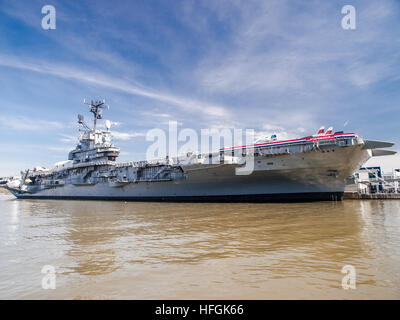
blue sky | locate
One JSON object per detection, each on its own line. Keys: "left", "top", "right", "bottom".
{"left": 0, "top": 0, "right": 399, "bottom": 176}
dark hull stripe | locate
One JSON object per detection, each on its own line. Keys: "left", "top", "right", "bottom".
{"left": 14, "top": 192, "right": 344, "bottom": 202}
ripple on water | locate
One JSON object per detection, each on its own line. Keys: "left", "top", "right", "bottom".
{"left": 0, "top": 198, "right": 399, "bottom": 299}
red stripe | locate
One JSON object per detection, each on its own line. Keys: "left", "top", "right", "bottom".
{"left": 219, "top": 133, "right": 357, "bottom": 151}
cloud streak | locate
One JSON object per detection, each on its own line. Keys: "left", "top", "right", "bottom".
{"left": 0, "top": 115, "right": 64, "bottom": 131}
{"left": 195, "top": 1, "right": 399, "bottom": 96}
{"left": 0, "top": 54, "right": 230, "bottom": 119}
{"left": 111, "top": 131, "right": 145, "bottom": 141}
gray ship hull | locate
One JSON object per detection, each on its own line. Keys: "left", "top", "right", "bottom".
{"left": 9, "top": 144, "right": 370, "bottom": 202}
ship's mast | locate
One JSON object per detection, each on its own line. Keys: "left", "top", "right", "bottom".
{"left": 83, "top": 99, "right": 109, "bottom": 132}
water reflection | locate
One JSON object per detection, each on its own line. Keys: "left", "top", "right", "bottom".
{"left": 0, "top": 196, "right": 399, "bottom": 299}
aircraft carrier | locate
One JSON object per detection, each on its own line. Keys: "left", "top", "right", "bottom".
{"left": 1, "top": 100, "right": 396, "bottom": 202}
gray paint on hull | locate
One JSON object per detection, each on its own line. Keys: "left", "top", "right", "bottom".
{"left": 10, "top": 144, "right": 370, "bottom": 202}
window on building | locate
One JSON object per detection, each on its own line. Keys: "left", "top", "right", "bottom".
{"left": 368, "top": 173, "right": 375, "bottom": 179}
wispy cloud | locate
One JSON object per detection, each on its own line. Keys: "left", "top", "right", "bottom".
{"left": 0, "top": 115, "right": 64, "bottom": 131}
{"left": 0, "top": 54, "right": 230, "bottom": 119}
{"left": 59, "top": 134, "right": 77, "bottom": 143}
{"left": 195, "top": 1, "right": 399, "bottom": 96}
{"left": 111, "top": 131, "right": 145, "bottom": 141}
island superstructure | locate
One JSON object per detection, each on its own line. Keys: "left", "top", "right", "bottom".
{"left": 2, "top": 100, "right": 396, "bottom": 202}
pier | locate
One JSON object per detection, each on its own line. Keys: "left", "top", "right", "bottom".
{"left": 344, "top": 192, "right": 400, "bottom": 200}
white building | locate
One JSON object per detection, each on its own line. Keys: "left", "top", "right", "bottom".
{"left": 382, "top": 169, "right": 400, "bottom": 193}
{"left": 351, "top": 167, "right": 400, "bottom": 194}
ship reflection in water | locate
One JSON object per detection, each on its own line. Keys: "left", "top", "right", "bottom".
{"left": 0, "top": 194, "right": 399, "bottom": 299}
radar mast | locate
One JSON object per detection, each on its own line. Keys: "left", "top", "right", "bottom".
{"left": 83, "top": 99, "right": 109, "bottom": 131}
